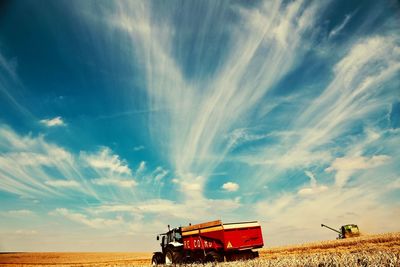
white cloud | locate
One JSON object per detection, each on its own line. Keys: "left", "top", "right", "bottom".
{"left": 152, "top": 166, "right": 168, "bottom": 183}
{"left": 326, "top": 155, "right": 390, "bottom": 172}
{"left": 326, "top": 155, "right": 391, "bottom": 187}
{"left": 227, "top": 128, "right": 269, "bottom": 150}
{"left": 241, "top": 34, "right": 400, "bottom": 190}
{"left": 90, "top": 205, "right": 136, "bottom": 213}
{"left": 90, "top": 197, "right": 241, "bottom": 222}
{"left": 136, "top": 161, "right": 146, "bottom": 175}
{"left": 40, "top": 116, "right": 65, "bottom": 127}
{"left": 0, "top": 125, "right": 137, "bottom": 199}
{"left": 0, "top": 126, "right": 79, "bottom": 197}
{"left": 0, "top": 52, "right": 31, "bottom": 117}
{"left": 133, "top": 145, "right": 145, "bottom": 151}
{"left": 298, "top": 171, "right": 328, "bottom": 196}
{"left": 106, "top": 1, "right": 326, "bottom": 205}
{"left": 51, "top": 208, "right": 124, "bottom": 229}
{"left": 81, "top": 147, "right": 131, "bottom": 175}
{"left": 91, "top": 178, "right": 136, "bottom": 188}
{"left": 45, "top": 180, "right": 80, "bottom": 188}
{"left": 329, "top": 14, "right": 352, "bottom": 38}
{"left": 222, "top": 182, "right": 239, "bottom": 192}
{"left": 176, "top": 174, "right": 206, "bottom": 201}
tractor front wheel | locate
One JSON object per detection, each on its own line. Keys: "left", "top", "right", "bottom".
{"left": 165, "top": 248, "right": 183, "bottom": 265}
{"left": 151, "top": 252, "right": 164, "bottom": 265}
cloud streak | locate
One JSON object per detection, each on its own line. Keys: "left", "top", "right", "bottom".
{"left": 40, "top": 117, "right": 66, "bottom": 127}
{"left": 91, "top": 178, "right": 137, "bottom": 188}
{"left": 0, "top": 125, "right": 141, "bottom": 200}
{"left": 81, "top": 147, "right": 132, "bottom": 175}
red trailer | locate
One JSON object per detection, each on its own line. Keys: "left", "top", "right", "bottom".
{"left": 151, "top": 220, "right": 264, "bottom": 265}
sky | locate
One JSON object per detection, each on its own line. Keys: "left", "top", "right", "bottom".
{"left": 0, "top": 0, "right": 399, "bottom": 252}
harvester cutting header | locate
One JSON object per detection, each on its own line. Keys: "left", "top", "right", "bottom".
{"left": 152, "top": 219, "right": 264, "bottom": 265}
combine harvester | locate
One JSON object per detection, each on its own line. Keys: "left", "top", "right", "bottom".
{"left": 152, "top": 220, "right": 263, "bottom": 265}
{"left": 321, "top": 223, "right": 360, "bottom": 239}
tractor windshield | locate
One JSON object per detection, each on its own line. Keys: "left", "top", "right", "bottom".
{"left": 174, "top": 231, "right": 182, "bottom": 241}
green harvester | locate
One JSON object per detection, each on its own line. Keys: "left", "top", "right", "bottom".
{"left": 321, "top": 224, "right": 360, "bottom": 239}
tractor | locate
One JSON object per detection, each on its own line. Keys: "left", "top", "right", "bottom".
{"left": 151, "top": 220, "right": 263, "bottom": 265}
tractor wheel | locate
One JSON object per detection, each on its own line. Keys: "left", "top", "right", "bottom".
{"left": 205, "top": 251, "right": 224, "bottom": 262}
{"left": 151, "top": 252, "right": 164, "bottom": 265}
{"left": 165, "top": 248, "right": 183, "bottom": 265}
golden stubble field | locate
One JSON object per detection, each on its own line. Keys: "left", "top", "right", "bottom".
{"left": 1, "top": 232, "right": 399, "bottom": 266}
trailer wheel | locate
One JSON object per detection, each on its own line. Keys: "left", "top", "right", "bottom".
{"left": 252, "top": 251, "right": 259, "bottom": 259}
{"left": 165, "top": 248, "right": 183, "bottom": 265}
{"left": 152, "top": 252, "right": 164, "bottom": 265}
{"left": 205, "top": 251, "right": 224, "bottom": 262}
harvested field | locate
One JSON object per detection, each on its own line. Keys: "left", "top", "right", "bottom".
{"left": 1, "top": 232, "right": 399, "bottom": 266}
{"left": 0, "top": 252, "right": 152, "bottom": 266}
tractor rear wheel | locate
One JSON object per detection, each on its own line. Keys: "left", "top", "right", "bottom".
{"left": 165, "top": 248, "right": 183, "bottom": 265}
{"left": 205, "top": 251, "right": 224, "bottom": 262}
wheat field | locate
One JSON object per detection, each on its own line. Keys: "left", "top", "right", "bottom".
{"left": 1, "top": 232, "right": 399, "bottom": 266}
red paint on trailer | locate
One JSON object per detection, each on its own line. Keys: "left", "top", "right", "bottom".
{"left": 181, "top": 221, "right": 264, "bottom": 252}
{"left": 223, "top": 226, "right": 264, "bottom": 250}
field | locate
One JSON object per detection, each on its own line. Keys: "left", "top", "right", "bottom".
{"left": 1, "top": 232, "right": 399, "bottom": 266}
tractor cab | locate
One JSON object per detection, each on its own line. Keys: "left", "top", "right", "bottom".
{"left": 153, "top": 226, "right": 183, "bottom": 265}
{"left": 156, "top": 227, "right": 183, "bottom": 253}
{"left": 340, "top": 224, "right": 360, "bottom": 238}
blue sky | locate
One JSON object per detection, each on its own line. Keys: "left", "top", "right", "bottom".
{"left": 0, "top": 0, "right": 399, "bottom": 251}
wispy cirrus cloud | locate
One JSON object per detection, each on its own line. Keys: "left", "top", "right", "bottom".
{"left": 136, "top": 161, "right": 146, "bottom": 175}
{"left": 91, "top": 177, "right": 136, "bottom": 188}
{"left": 237, "top": 34, "right": 400, "bottom": 191}
{"left": 297, "top": 171, "right": 328, "bottom": 196}
{"left": 81, "top": 147, "right": 131, "bottom": 175}
{"left": 0, "top": 125, "right": 140, "bottom": 200}
{"left": 133, "top": 145, "right": 145, "bottom": 151}
{"left": 104, "top": 1, "right": 330, "bottom": 205}
{"left": 84, "top": 2, "right": 400, "bottom": 236}
{"left": 45, "top": 180, "right": 80, "bottom": 188}
{"left": 326, "top": 155, "right": 391, "bottom": 187}
{"left": 15, "top": 229, "right": 38, "bottom": 235}
{"left": 50, "top": 208, "right": 124, "bottom": 229}
{"left": 87, "top": 197, "right": 241, "bottom": 222}
{"left": 329, "top": 13, "right": 353, "bottom": 39}
{"left": 7, "top": 209, "right": 34, "bottom": 216}
{"left": 0, "top": 52, "right": 33, "bottom": 118}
